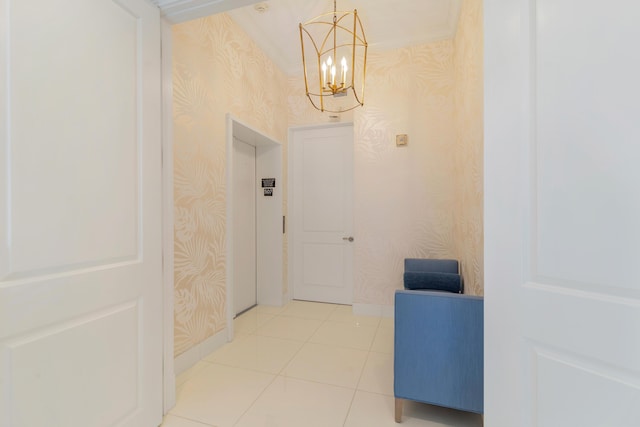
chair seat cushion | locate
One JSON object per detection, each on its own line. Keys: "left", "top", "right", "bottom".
{"left": 403, "top": 271, "right": 462, "bottom": 293}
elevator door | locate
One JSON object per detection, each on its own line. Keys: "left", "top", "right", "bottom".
{"left": 233, "top": 138, "right": 257, "bottom": 315}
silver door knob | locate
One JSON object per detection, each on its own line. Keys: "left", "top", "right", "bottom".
{"left": 343, "top": 236, "right": 354, "bottom": 242}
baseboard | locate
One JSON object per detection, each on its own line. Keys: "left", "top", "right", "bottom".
{"left": 352, "top": 303, "right": 394, "bottom": 318}
{"left": 174, "top": 329, "right": 228, "bottom": 376}
{"left": 381, "top": 304, "right": 395, "bottom": 318}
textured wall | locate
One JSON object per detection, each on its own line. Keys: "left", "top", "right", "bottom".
{"left": 172, "top": 14, "right": 288, "bottom": 357}
{"left": 453, "top": 0, "right": 484, "bottom": 296}
{"left": 172, "top": 1, "right": 484, "bottom": 357}
{"left": 287, "top": 0, "right": 484, "bottom": 304}
{"left": 289, "top": 41, "right": 459, "bottom": 306}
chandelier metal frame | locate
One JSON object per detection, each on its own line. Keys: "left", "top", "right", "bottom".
{"left": 299, "top": 0, "right": 368, "bottom": 113}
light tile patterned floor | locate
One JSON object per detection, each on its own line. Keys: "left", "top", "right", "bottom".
{"left": 163, "top": 301, "right": 483, "bottom": 427}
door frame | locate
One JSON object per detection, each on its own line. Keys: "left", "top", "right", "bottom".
{"left": 287, "top": 122, "right": 354, "bottom": 304}
{"left": 226, "top": 114, "right": 284, "bottom": 341}
{"left": 161, "top": 19, "right": 176, "bottom": 413}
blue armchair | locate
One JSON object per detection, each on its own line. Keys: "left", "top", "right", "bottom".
{"left": 394, "top": 259, "right": 483, "bottom": 422}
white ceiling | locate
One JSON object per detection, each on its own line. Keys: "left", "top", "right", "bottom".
{"left": 153, "top": 0, "right": 462, "bottom": 76}
{"left": 227, "top": 0, "right": 462, "bottom": 75}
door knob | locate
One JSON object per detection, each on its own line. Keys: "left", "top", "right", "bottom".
{"left": 343, "top": 236, "right": 354, "bottom": 242}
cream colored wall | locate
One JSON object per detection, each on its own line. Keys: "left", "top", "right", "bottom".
{"left": 172, "top": 14, "right": 288, "bottom": 357}
{"left": 288, "top": 1, "right": 484, "bottom": 305}
{"left": 172, "top": 0, "right": 484, "bottom": 356}
{"left": 453, "top": 0, "right": 484, "bottom": 296}
{"left": 289, "top": 42, "right": 459, "bottom": 306}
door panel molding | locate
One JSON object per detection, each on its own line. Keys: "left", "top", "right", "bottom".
{"left": 0, "top": 0, "right": 163, "bottom": 424}
{"left": 485, "top": 0, "right": 640, "bottom": 425}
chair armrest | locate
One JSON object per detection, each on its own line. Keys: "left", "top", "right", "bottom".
{"left": 394, "top": 290, "right": 483, "bottom": 414}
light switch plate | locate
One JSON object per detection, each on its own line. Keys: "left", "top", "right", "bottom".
{"left": 396, "top": 134, "right": 408, "bottom": 146}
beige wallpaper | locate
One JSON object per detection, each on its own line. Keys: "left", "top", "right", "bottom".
{"left": 172, "top": 14, "right": 288, "bottom": 357}
{"left": 288, "top": 1, "right": 483, "bottom": 304}
{"left": 289, "top": 40, "right": 478, "bottom": 305}
{"left": 453, "top": 0, "right": 484, "bottom": 296}
{"left": 173, "top": 0, "right": 484, "bottom": 357}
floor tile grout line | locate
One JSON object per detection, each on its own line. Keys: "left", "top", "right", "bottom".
{"left": 274, "top": 371, "right": 360, "bottom": 393}
{"left": 341, "top": 382, "right": 359, "bottom": 427}
{"left": 205, "top": 358, "right": 291, "bottom": 377}
{"left": 233, "top": 303, "right": 393, "bottom": 421}
{"left": 165, "top": 413, "right": 217, "bottom": 427}
{"left": 277, "top": 334, "right": 310, "bottom": 376}
{"left": 353, "top": 388, "right": 396, "bottom": 398}
{"left": 230, "top": 372, "right": 280, "bottom": 427}
{"left": 175, "top": 302, "right": 400, "bottom": 427}
{"left": 353, "top": 345, "right": 375, "bottom": 396}
{"left": 299, "top": 339, "right": 373, "bottom": 353}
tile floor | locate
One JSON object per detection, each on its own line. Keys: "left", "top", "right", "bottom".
{"left": 162, "top": 301, "right": 483, "bottom": 427}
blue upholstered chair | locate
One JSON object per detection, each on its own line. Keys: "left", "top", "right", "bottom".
{"left": 394, "top": 259, "right": 483, "bottom": 422}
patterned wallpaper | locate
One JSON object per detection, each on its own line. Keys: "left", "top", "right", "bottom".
{"left": 172, "top": 14, "right": 288, "bottom": 356}
{"left": 172, "top": 0, "right": 484, "bottom": 356}
{"left": 453, "top": 0, "right": 484, "bottom": 296}
{"left": 288, "top": 0, "right": 484, "bottom": 304}
{"left": 289, "top": 41, "right": 475, "bottom": 305}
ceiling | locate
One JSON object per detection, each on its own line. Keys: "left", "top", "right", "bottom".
{"left": 227, "top": 0, "right": 462, "bottom": 76}
{"left": 153, "top": 0, "right": 462, "bottom": 77}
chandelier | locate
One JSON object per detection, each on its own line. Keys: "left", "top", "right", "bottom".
{"left": 299, "top": 0, "right": 368, "bottom": 113}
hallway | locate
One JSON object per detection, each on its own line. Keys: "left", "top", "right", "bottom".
{"left": 162, "top": 301, "right": 482, "bottom": 427}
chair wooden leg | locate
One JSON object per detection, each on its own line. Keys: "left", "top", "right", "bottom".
{"left": 395, "top": 398, "right": 403, "bottom": 423}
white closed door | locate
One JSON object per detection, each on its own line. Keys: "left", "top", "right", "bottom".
{"left": 292, "top": 124, "right": 354, "bottom": 304}
{"left": 0, "top": 1, "right": 163, "bottom": 426}
{"left": 485, "top": 1, "right": 640, "bottom": 426}
{"left": 233, "top": 138, "right": 257, "bottom": 315}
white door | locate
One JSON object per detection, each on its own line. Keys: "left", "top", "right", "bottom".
{"left": 485, "top": 1, "right": 640, "bottom": 426}
{"left": 233, "top": 138, "right": 257, "bottom": 315}
{"left": 0, "top": 1, "right": 163, "bottom": 426}
{"left": 291, "top": 124, "right": 354, "bottom": 304}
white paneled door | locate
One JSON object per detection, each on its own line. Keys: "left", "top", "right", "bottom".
{"left": 485, "top": 0, "right": 640, "bottom": 426}
{"left": 0, "top": 0, "right": 163, "bottom": 426}
{"left": 291, "top": 124, "right": 354, "bottom": 304}
{"left": 233, "top": 138, "right": 257, "bottom": 315}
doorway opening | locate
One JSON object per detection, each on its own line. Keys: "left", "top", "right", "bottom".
{"left": 226, "top": 115, "right": 284, "bottom": 340}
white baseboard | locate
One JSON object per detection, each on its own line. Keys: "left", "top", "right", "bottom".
{"left": 352, "top": 303, "right": 394, "bottom": 318}
{"left": 381, "top": 304, "right": 395, "bottom": 318}
{"left": 174, "top": 329, "right": 228, "bottom": 376}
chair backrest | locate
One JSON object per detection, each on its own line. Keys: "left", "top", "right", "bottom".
{"left": 403, "top": 258, "right": 462, "bottom": 293}
{"left": 404, "top": 258, "right": 459, "bottom": 274}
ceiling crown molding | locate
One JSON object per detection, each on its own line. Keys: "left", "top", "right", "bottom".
{"left": 150, "top": 0, "right": 259, "bottom": 23}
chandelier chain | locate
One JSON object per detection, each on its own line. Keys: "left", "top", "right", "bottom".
{"left": 333, "top": 0, "right": 337, "bottom": 23}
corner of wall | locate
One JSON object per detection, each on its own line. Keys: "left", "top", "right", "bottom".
{"left": 452, "top": 0, "right": 484, "bottom": 296}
